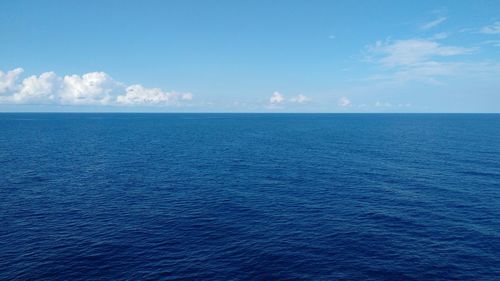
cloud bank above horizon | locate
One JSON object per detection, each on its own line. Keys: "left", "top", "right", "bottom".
{"left": 0, "top": 68, "right": 192, "bottom": 107}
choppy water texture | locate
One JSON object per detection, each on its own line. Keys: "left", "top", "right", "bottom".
{"left": 1, "top": 113, "right": 500, "bottom": 280}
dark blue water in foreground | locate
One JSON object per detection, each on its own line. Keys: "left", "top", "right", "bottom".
{"left": 1, "top": 114, "right": 500, "bottom": 280}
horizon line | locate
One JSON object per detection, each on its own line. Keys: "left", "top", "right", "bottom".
{"left": 0, "top": 111, "right": 500, "bottom": 114}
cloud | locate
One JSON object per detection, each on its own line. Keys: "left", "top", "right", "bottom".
{"left": 269, "top": 91, "right": 285, "bottom": 104}
{"left": 431, "top": 32, "right": 448, "bottom": 40}
{"left": 420, "top": 17, "right": 447, "bottom": 30}
{"left": 483, "top": 40, "right": 500, "bottom": 47}
{"left": 290, "top": 94, "right": 310, "bottom": 103}
{"left": 368, "top": 39, "right": 474, "bottom": 67}
{"left": 268, "top": 92, "right": 311, "bottom": 107}
{"left": 117, "top": 85, "right": 192, "bottom": 105}
{"left": 59, "top": 72, "right": 120, "bottom": 105}
{"left": 364, "top": 38, "right": 482, "bottom": 85}
{"left": 0, "top": 68, "right": 192, "bottom": 106}
{"left": 375, "top": 101, "right": 392, "bottom": 107}
{"left": 13, "top": 72, "right": 62, "bottom": 104}
{"left": 338, "top": 96, "right": 351, "bottom": 107}
{"left": 366, "top": 61, "right": 500, "bottom": 87}
{"left": 480, "top": 21, "right": 500, "bottom": 34}
{"left": 0, "top": 68, "right": 23, "bottom": 94}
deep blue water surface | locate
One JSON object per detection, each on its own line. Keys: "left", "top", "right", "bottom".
{"left": 1, "top": 113, "right": 500, "bottom": 280}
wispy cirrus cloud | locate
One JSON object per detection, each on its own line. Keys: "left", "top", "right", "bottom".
{"left": 479, "top": 21, "right": 500, "bottom": 34}
{"left": 360, "top": 13, "right": 500, "bottom": 87}
{"left": 367, "top": 38, "right": 474, "bottom": 67}
{"left": 431, "top": 32, "right": 448, "bottom": 40}
{"left": 0, "top": 68, "right": 192, "bottom": 106}
{"left": 364, "top": 37, "right": 479, "bottom": 84}
{"left": 481, "top": 40, "right": 500, "bottom": 47}
{"left": 420, "top": 16, "right": 447, "bottom": 30}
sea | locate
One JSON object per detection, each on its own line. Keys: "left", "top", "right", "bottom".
{"left": 1, "top": 113, "right": 499, "bottom": 280}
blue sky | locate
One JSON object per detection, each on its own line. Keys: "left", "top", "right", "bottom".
{"left": 1, "top": 0, "right": 499, "bottom": 112}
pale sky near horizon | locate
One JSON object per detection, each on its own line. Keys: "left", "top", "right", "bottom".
{"left": 1, "top": 0, "right": 500, "bottom": 112}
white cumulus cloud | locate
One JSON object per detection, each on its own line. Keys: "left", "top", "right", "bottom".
{"left": 290, "top": 94, "right": 310, "bottom": 103}
{"left": 338, "top": 96, "right": 351, "bottom": 107}
{"left": 0, "top": 68, "right": 192, "bottom": 107}
{"left": 117, "top": 85, "right": 192, "bottom": 105}
{"left": 59, "top": 72, "right": 120, "bottom": 105}
{"left": 0, "top": 68, "right": 24, "bottom": 94}
{"left": 13, "top": 72, "right": 61, "bottom": 104}
{"left": 268, "top": 92, "right": 310, "bottom": 107}
{"left": 269, "top": 91, "right": 285, "bottom": 104}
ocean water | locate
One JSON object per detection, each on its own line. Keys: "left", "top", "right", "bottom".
{"left": 1, "top": 113, "right": 499, "bottom": 280}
